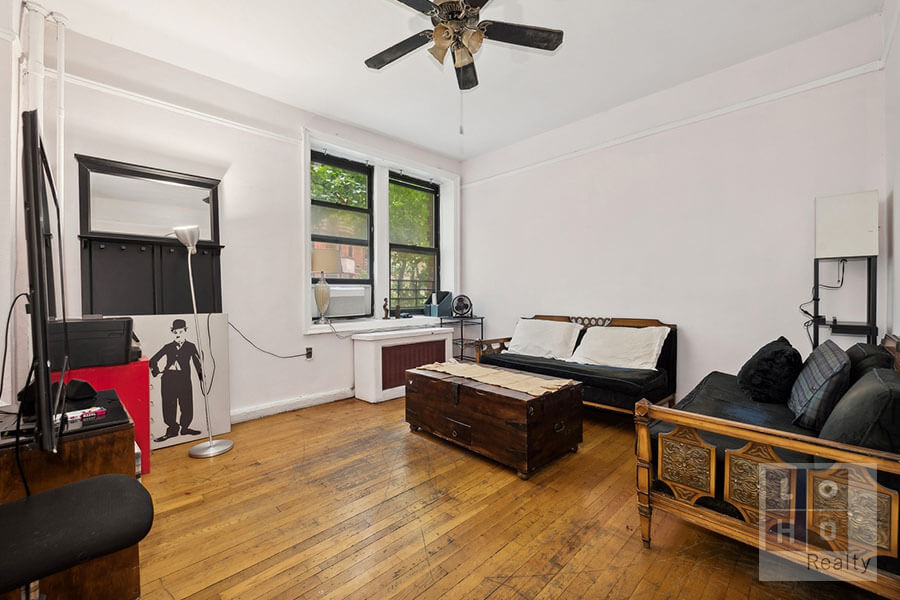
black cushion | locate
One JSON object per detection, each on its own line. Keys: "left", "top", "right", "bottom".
{"left": 0, "top": 474, "right": 154, "bottom": 592}
{"left": 669, "top": 371, "right": 811, "bottom": 435}
{"left": 478, "top": 352, "right": 667, "bottom": 398}
{"left": 650, "top": 372, "right": 814, "bottom": 522}
{"left": 846, "top": 343, "right": 894, "bottom": 385}
{"left": 788, "top": 340, "right": 851, "bottom": 432}
{"left": 736, "top": 337, "right": 802, "bottom": 404}
{"left": 819, "top": 368, "right": 900, "bottom": 454}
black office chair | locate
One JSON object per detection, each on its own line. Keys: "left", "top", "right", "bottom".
{"left": 0, "top": 474, "right": 154, "bottom": 596}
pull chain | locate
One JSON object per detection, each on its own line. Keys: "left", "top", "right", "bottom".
{"left": 458, "top": 90, "right": 465, "bottom": 157}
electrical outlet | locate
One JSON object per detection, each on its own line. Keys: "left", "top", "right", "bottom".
{"left": 305, "top": 347, "right": 313, "bottom": 360}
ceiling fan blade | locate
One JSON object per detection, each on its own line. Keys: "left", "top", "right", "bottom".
{"left": 481, "top": 21, "right": 564, "bottom": 51}
{"left": 466, "top": 0, "right": 492, "bottom": 8}
{"left": 395, "top": 0, "right": 439, "bottom": 16}
{"left": 455, "top": 61, "right": 478, "bottom": 90}
{"left": 365, "top": 30, "right": 433, "bottom": 69}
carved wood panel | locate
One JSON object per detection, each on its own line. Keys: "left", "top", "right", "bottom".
{"left": 807, "top": 465, "right": 899, "bottom": 560}
{"left": 724, "top": 442, "right": 796, "bottom": 530}
{"left": 657, "top": 426, "right": 715, "bottom": 504}
{"left": 568, "top": 316, "right": 612, "bottom": 328}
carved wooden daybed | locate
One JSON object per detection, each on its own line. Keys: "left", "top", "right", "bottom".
{"left": 476, "top": 315, "right": 677, "bottom": 414}
{"left": 635, "top": 341, "right": 900, "bottom": 598}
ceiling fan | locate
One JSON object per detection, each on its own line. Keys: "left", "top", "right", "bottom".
{"left": 365, "top": 0, "right": 564, "bottom": 90}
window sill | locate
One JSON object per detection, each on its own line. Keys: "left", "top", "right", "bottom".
{"left": 305, "top": 315, "right": 441, "bottom": 336}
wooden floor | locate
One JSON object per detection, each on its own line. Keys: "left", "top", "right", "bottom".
{"left": 138, "top": 398, "right": 880, "bottom": 600}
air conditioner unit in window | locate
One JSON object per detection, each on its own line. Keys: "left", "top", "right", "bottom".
{"left": 313, "top": 284, "right": 372, "bottom": 319}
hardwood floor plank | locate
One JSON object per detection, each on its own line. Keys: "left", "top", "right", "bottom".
{"left": 138, "top": 398, "right": 883, "bottom": 600}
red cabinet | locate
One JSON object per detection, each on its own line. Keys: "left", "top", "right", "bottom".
{"left": 52, "top": 359, "right": 151, "bottom": 473}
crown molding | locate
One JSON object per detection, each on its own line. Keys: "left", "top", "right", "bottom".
{"left": 463, "top": 59, "right": 884, "bottom": 190}
{"left": 43, "top": 68, "right": 301, "bottom": 146}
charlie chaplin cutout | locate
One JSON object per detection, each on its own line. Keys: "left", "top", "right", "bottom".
{"left": 150, "top": 318, "right": 203, "bottom": 441}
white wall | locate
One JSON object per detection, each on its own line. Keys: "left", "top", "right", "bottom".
{"left": 461, "top": 17, "right": 887, "bottom": 398}
{"left": 30, "top": 31, "right": 461, "bottom": 420}
{"left": 3, "top": 8, "right": 896, "bottom": 413}
{"left": 885, "top": 0, "right": 900, "bottom": 333}
{"left": 0, "top": 0, "right": 19, "bottom": 405}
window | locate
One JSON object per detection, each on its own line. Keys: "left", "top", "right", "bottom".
{"left": 389, "top": 173, "right": 439, "bottom": 312}
{"left": 310, "top": 151, "right": 373, "bottom": 317}
{"left": 307, "top": 142, "right": 452, "bottom": 327}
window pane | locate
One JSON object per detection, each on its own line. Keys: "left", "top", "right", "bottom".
{"left": 311, "top": 161, "right": 368, "bottom": 208}
{"left": 390, "top": 249, "right": 436, "bottom": 309}
{"left": 311, "top": 241, "right": 370, "bottom": 280}
{"left": 389, "top": 182, "right": 435, "bottom": 247}
{"left": 311, "top": 204, "right": 368, "bottom": 240}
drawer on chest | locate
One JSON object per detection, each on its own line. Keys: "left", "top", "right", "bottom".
{"left": 442, "top": 417, "right": 472, "bottom": 444}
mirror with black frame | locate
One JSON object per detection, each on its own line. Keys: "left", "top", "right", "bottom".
{"left": 77, "top": 154, "right": 219, "bottom": 242}
{"left": 76, "top": 155, "right": 223, "bottom": 316}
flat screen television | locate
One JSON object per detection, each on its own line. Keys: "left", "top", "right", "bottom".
{"left": 21, "top": 108, "right": 67, "bottom": 452}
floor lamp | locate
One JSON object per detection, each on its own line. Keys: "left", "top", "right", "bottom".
{"left": 174, "top": 225, "right": 234, "bottom": 459}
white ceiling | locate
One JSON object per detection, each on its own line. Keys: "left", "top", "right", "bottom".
{"left": 41, "top": 0, "right": 885, "bottom": 160}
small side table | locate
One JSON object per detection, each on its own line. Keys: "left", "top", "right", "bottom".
{"left": 440, "top": 316, "right": 485, "bottom": 361}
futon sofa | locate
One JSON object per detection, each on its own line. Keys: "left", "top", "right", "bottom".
{"left": 635, "top": 339, "right": 900, "bottom": 598}
{"left": 477, "top": 315, "right": 677, "bottom": 414}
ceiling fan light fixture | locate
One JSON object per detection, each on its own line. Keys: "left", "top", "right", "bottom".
{"left": 428, "top": 43, "right": 450, "bottom": 63}
{"left": 453, "top": 44, "right": 474, "bottom": 68}
{"left": 461, "top": 28, "right": 484, "bottom": 54}
{"left": 367, "top": 0, "right": 563, "bottom": 90}
{"left": 429, "top": 23, "right": 454, "bottom": 63}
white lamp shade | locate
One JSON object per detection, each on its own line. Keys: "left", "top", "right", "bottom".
{"left": 311, "top": 247, "right": 341, "bottom": 274}
{"left": 174, "top": 225, "right": 200, "bottom": 254}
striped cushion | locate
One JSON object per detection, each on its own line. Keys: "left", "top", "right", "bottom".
{"left": 788, "top": 339, "right": 851, "bottom": 431}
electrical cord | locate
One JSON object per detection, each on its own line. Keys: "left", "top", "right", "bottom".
{"left": 818, "top": 259, "right": 847, "bottom": 290}
{"left": 325, "top": 320, "right": 409, "bottom": 340}
{"left": 0, "top": 292, "right": 29, "bottom": 414}
{"left": 204, "top": 312, "right": 216, "bottom": 397}
{"left": 15, "top": 364, "right": 34, "bottom": 497}
{"left": 799, "top": 259, "right": 848, "bottom": 349}
{"left": 15, "top": 403, "right": 29, "bottom": 496}
{"left": 798, "top": 286, "right": 816, "bottom": 349}
{"left": 327, "top": 321, "right": 358, "bottom": 340}
{"left": 229, "top": 318, "right": 429, "bottom": 355}
{"left": 228, "top": 321, "right": 308, "bottom": 358}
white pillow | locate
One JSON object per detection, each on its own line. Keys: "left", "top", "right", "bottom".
{"left": 568, "top": 326, "right": 670, "bottom": 370}
{"left": 505, "top": 319, "right": 583, "bottom": 360}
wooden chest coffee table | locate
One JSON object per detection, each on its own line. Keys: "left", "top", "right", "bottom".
{"left": 405, "top": 366, "right": 583, "bottom": 479}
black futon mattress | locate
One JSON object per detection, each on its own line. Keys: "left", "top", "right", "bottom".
{"left": 479, "top": 352, "right": 668, "bottom": 410}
